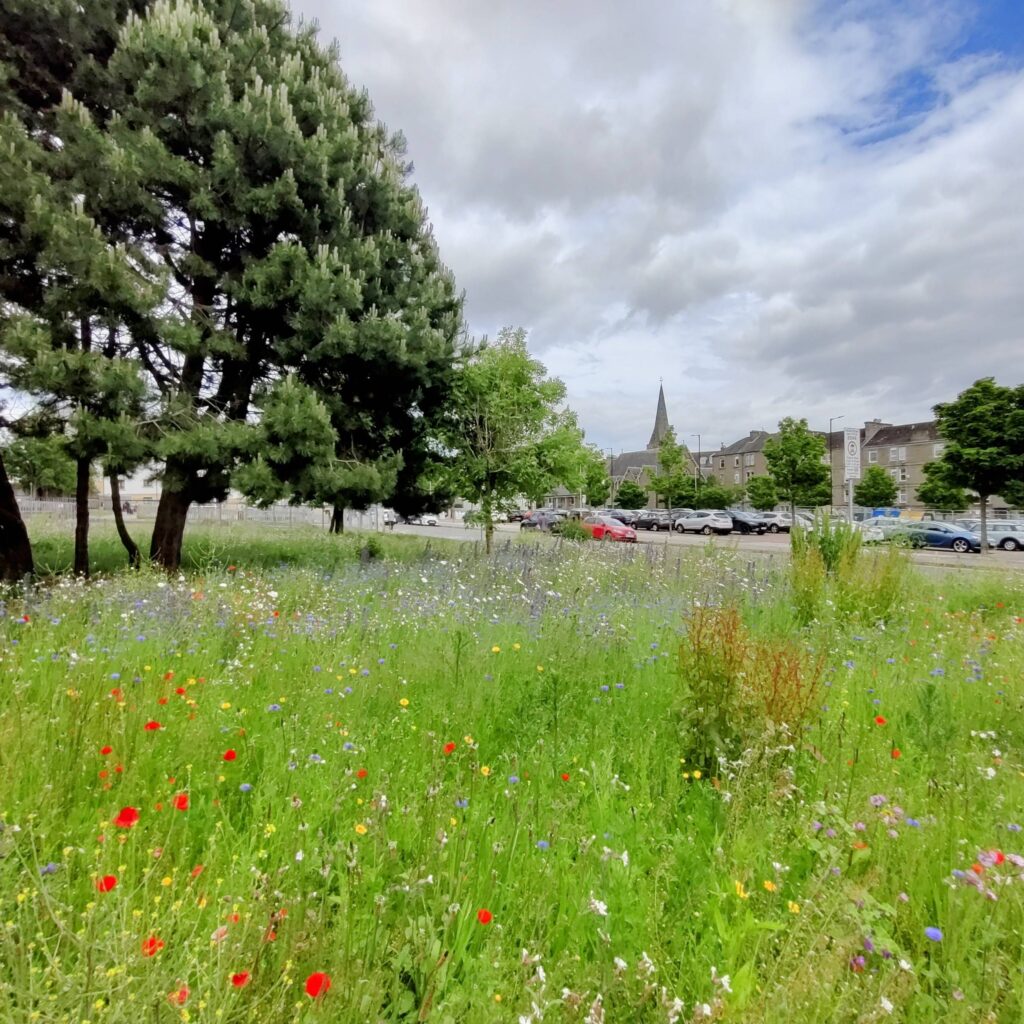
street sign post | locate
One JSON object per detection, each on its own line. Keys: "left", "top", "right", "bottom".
{"left": 843, "top": 427, "right": 860, "bottom": 521}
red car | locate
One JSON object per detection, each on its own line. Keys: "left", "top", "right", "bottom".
{"left": 582, "top": 515, "right": 637, "bottom": 542}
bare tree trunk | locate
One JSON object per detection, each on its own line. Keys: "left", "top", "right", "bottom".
{"left": 150, "top": 488, "right": 191, "bottom": 570}
{"left": 329, "top": 505, "right": 345, "bottom": 534}
{"left": 109, "top": 472, "right": 140, "bottom": 569}
{"left": 979, "top": 493, "right": 989, "bottom": 555}
{"left": 73, "top": 456, "right": 90, "bottom": 577}
{"left": 0, "top": 450, "right": 33, "bottom": 581}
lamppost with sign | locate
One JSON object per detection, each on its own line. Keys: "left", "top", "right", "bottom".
{"left": 691, "top": 433, "right": 701, "bottom": 503}
{"left": 828, "top": 415, "right": 843, "bottom": 511}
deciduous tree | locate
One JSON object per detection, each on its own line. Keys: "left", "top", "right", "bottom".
{"left": 445, "top": 328, "right": 587, "bottom": 553}
{"left": 853, "top": 465, "right": 898, "bottom": 508}
{"left": 614, "top": 480, "right": 647, "bottom": 509}
{"left": 745, "top": 475, "right": 778, "bottom": 512}
{"left": 932, "top": 378, "right": 1024, "bottom": 550}
{"left": 763, "top": 418, "right": 829, "bottom": 520}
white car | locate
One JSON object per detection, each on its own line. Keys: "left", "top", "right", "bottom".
{"left": 757, "top": 512, "right": 793, "bottom": 534}
{"left": 675, "top": 510, "right": 733, "bottom": 535}
{"left": 980, "top": 522, "right": 1024, "bottom": 551}
{"left": 407, "top": 514, "right": 438, "bottom": 526}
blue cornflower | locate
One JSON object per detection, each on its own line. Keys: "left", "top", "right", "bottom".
{"left": 536, "top": 840, "right": 550, "bottom": 850}
{"left": 924, "top": 927, "right": 943, "bottom": 942}
{"left": 508, "top": 775, "right": 519, "bottom": 785}
{"left": 240, "top": 783, "right": 252, "bottom": 793}
{"left": 267, "top": 703, "right": 282, "bottom": 712}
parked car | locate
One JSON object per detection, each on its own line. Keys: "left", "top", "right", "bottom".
{"left": 726, "top": 508, "right": 768, "bottom": 535}
{"left": 850, "top": 519, "right": 886, "bottom": 543}
{"left": 756, "top": 512, "right": 792, "bottom": 533}
{"left": 889, "top": 520, "right": 981, "bottom": 553}
{"left": 675, "top": 510, "right": 733, "bottom": 535}
{"left": 980, "top": 522, "right": 1024, "bottom": 551}
{"left": 520, "top": 511, "right": 565, "bottom": 532}
{"left": 581, "top": 515, "right": 638, "bottom": 542}
{"left": 406, "top": 513, "right": 438, "bottom": 526}
{"left": 634, "top": 510, "right": 673, "bottom": 531}
{"left": 605, "top": 508, "right": 639, "bottom": 526}
{"left": 506, "top": 510, "right": 528, "bottom": 522}
{"left": 668, "top": 507, "right": 694, "bottom": 521}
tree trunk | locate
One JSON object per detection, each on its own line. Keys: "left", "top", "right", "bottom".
{"left": 979, "top": 493, "right": 989, "bottom": 555}
{"left": 73, "top": 456, "right": 90, "bottom": 577}
{"left": 329, "top": 505, "right": 345, "bottom": 534}
{"left": 0, "top": 450, "right": 33, "bottom": 581}
{"left": 150, "top": 488, "right": 191, "bottom": 570}
{"left": 109, "top": 472, "right": 140, "bottom": 569}
{"left": 482, "top": 491, "right": 493, "bottom": 555}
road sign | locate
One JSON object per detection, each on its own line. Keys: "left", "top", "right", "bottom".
{"left": 844, "top": 427, "right": 861, "bottom": 481}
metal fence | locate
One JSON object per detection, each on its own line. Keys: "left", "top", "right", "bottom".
{"left": 16, "top": 497, "right": 387, "bottom": 531}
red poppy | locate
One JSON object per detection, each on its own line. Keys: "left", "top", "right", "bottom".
{"left": 305, "top": 972, "right": 331, "bottom": 999}
{"left": 874, "top": 716, "right": 887, "bottom": 726}
{"left": 561, "top": 772, "right": 570, "bottom": 781}
{"left": 110, "top": 688, "right": 123, "bottom": 700}
{"left": 113, "top": 806, "right": 140, "bottom": 829}
{"left": 264, "top": 928, "right": 277, "bottom": 942}
{"left": 891, "top": 748, "right": 902, "bottom": 759}
{"left": 443, "top": 742, "right": 456, "bottom": 755}
{"left": 477, "top": 908, "right": 493, "bottom": 925}
{"left": 175, "top": 687, "right": 186, "bottom": 695}
{"left": 223, "top": 749, "right": 237, "bottom": 761}
{"left": 230, "top": 972, "right": 250, "bottom": 988}
{"left": 114, "top": 764, "right": 124, "bottom": 774}
{"left": 96, "top": 874, "right": 118, "bottom": 893}
{"left": 191, "top": 864, "right": 204, "bottom": 879}
{"left": 99, "top": 770, "right": 109, "bottom": 780}
{"left": 141, "top": 935, "right": 164, "bottom": 957}
{"left": 173, "top": 793, "right": 189, "bottom": 812}
{"left": 167, "top": 986, "right": 189, "bottom": 1007}
{"left": 158, "top": 697, "right": 169, "bottom": 706}
{"left": 144, "top": 721, "right": 161, "bottom": 731}
{"left": 164, "top": 672, "right": 174, "bottom": 681}
{"left": 993, "top": 850, "right": 1006, "bottom": 865}
{"left": 100, "top": 745, "right": 113, "bottom": 756}
{"left": 972, "top": 862, "right": 984, "bottom": 874}
{"left": 356, "top": 768, "right": 368, "bottom": 779}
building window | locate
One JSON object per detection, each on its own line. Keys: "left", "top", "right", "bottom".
{"left": 719, "top": 458, "right": 725, "bottom": 469}
{"left": 897, "top": 489, "right": 906, "bottom": 505}
{"left": 744, "top": 453, "right": 755, "bottom": 467}
{"left": 889, "top": 446, "right": 906, "bottom": 462}
{"left": 933, "top": 443, "right": 945, "bottom": 457}
{"left": 868, "top": 449, "right": 878, "bottom": 464}
{"left": 745, "top": 470, "right": 754, "bottom": 481}
{"left": 891, "top": 467, "right": 909, "bottom": 483}
{"left": 733, "top": 456, "right": 740, "bottom": 468}
{"left": 733, "top": 472, "right": 740, "bottom": 483}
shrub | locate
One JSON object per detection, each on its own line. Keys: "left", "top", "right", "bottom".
{"left": 678, "top": 605, "right": 824, "bottom": 772}
{"left": 558, "top": 520, "right": 591, "bottom": 542}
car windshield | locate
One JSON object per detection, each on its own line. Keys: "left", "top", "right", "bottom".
{"left": 600, "top": 517, "right": 622, "bottom": 527}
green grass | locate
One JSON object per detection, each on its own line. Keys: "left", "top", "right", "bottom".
{"left": 1, "top": 527, "right": 1023, "bottom": 1022}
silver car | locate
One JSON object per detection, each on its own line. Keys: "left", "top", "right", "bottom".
{"left": 980, "top": 522, "right": 1024, "bottom": 551}
{"left": 675, "top": 510, "right": 733, "bottom": 535}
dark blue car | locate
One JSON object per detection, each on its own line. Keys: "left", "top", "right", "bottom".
{"left": 893, "top": 521, "right": 981, "bottom": 553}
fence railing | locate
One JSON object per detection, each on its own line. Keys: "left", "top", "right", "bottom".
{"left": 15, "top": 497, "right": 386, "bottom": 531}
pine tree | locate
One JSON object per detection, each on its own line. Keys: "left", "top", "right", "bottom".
{"left": 78, "top": 0, "right": 462, "bottom": 567}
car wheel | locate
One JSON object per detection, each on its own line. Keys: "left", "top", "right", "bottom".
{"left": 651, "top": 523, "right": 659, "bottom": 532}
{"left": 769, "top": 523, "right": 780, "bottom": 534}
{"left": 951, "top": 538, "right": 970, "bottom": 553}
{"left": 701, "top": 525, "right": 712, "bottom": 535}
{"left": 675, "top": 524, "right": 684, "bottom": 533}
{"left": 1001, "top": 538, "right": 1019, "bottom": 551}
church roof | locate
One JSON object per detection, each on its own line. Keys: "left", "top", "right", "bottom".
{"left": 647, "top": 384, "right": 670, "bottom": 449}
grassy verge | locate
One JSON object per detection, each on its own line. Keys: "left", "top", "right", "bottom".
{"left": 1, "top": 537, "right": 1022, "bottom": 1022}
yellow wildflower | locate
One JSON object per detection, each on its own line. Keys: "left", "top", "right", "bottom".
{"left": 354, "top": 823, "right": 368, "bottom": 836}
{"left": 787, "top": 901, "right": 800, "bottom": 914}
{"left": 491, "top": 646, "right": 501, "bottom": 654}
{"left": 762, "top": 880, "right": 777, "bottom": 893}
{"left": 481, "top": 765, "right": 491, "bottom": 777}
{"left": 399, "top": 698, "right": 410, "bottom": 707}
{"left": 734, "top": 880, "right": 750, "bottom": 899}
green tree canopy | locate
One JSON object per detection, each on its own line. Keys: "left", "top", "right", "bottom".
{"left": 915, "top": 460, "right": 971, "bottom": 512}
{"left": 763, "top": 418, "right": 829, "bottom": 518}
{"left": 648, "top": 426, "right": 696, "bottom": 508}
{"left": 614, "top": 480, "right": 648, "bottom": 509}
{"left": 933, "top": 378, "right": 1024, "bottom": 549}
{"left": 445, "top": 328, "right": 587, "bottom": 552}
{"left": 745, "top": 475, "right": 778, "bottom": 511}
{"left": 853, "top": 465, "right": 898, "bottom": 508}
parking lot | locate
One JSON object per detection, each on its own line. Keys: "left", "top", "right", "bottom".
{"left": 394, "top": 520, "right": 1024, "bottom": 571}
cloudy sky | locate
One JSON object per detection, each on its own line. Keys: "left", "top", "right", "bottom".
{"left": 294, "top": 0, "right": 1023, "bottom": 454}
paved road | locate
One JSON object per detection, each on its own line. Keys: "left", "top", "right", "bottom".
{"left": 393, "top": 521, "right": 1024, "bottom": 572}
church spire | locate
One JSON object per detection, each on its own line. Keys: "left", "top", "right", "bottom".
{"left": 647, "top": 382, "right": 670, "bottom": 449}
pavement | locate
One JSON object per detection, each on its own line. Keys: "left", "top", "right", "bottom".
{"left": 391, "top": 521, "right": 1024, "bottom": 572}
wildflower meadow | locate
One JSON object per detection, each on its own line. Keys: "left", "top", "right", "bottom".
{"left": 1, "top": 527, "right": 1023, "bottom": 1023}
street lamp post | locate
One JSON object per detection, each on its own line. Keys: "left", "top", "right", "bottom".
{"left": 828, "top": 415, "right": 844, "bottom": 512}
{"left": 691, "top": 433, "right": 701, "bottom": 504}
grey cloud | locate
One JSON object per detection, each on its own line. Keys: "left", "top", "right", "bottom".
{"left": 293, "top": 0, "right": 1023, "bottom": 452}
